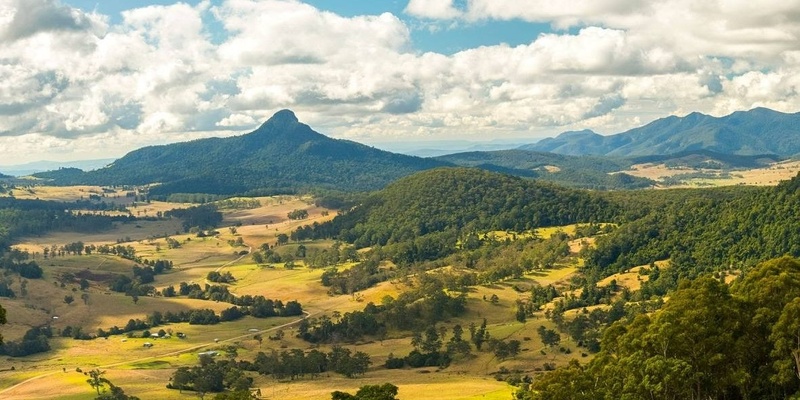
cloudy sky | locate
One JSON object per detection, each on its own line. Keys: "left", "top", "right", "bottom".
{"left": 0, "top": 0, "right": 799, "bottom": 164}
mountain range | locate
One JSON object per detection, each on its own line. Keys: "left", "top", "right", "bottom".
{"left": 0, "top": 159, "right": 115, "bottom": 177}
{"left": 32, "top": 107, "right": 800, "bottom": 195}
{"left": 522, "top": 107, "right": 800, "bottom": 157}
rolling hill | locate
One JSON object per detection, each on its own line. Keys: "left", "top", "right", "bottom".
{"left": 35, "top": 110, "right": 448, "bottom": 196}
{"left": 435, "top": 149, "right": 654, "bottom": 189}
{"left": 522, "top": 107, "right": 800, "bottom": 157}
{"left": 311, "top": 167, "right": 620, "bottom": 250}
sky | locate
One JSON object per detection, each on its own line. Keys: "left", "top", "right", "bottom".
{"left": 0, "top": 0, "right": 799, "bottom": 165}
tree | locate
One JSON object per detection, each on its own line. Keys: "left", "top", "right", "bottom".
{"left": 537, "top": 326, "right": 561, "bottom": 348}
{"left": 96, "top": 384, "right": 140, "bottom": 400}
{"left": 516, "top": 300, "right": 527, "bottom": 323}
{"left": 331, "top": 383, "right": 399, "bottom": 400}
{"left": 770, "top": 297, "right": 800, "bottom": 385}
{"left": 64, "top": 295, "right": 74, "bottom": 305}
{"left": 421, "top": 325, "right": 442, "bottom": 353}
{"left": 0, "top": 304, "right": 6, "bottom": 345}
{"left": 86, "top": 369, "right": 110, "bottom": 395}
{"left": 276, "top": 234, "right": 289, "bottom": 245}
{"left": 253, "top": 334, "right": 263, "bottom": 347}
{"left": 288, "top": 209, "right": 308, "bottom": 220}
{"left": 470, "top": 319, "right": 489, "bottom": 350}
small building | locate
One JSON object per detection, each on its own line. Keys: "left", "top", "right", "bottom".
{"left": 143, "top": 342, "right": 153, "bottom": 348}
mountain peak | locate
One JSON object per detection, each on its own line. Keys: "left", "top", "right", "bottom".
{"left": 257, "top": 109, "right": 299, "bottom": 131}
{"left": 271, "top": 109, "right": 298, "bottom": 122}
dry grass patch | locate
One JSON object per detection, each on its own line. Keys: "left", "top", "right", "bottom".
{"left": 15, "top": 219, "right": 185, "bottom": 250}
{"left": 526, "top": 266, "right": 578, "bottom": 287}
{"left": 626, "top": 160, "right": 800, "bottom": 187}
{"left": 597, "top": 260, "right": 670, "bottom": 292}
{"left": 4, "top": 185, "right": 112, "bottom": 202}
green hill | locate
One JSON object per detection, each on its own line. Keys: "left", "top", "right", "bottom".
{"left": 307, "top": 167, "right": 619, "bottom": 260}
{"left": 435, "top": 150, "right": 654, "bottom": 189}
{"left": 35, "top": 110, "right": 448, "bottom": 196}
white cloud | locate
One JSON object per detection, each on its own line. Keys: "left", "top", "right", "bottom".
{"left": 217, "top": 113, "right": 257, "bottom": 127}
{"left": 0, "top": 0, "right": 799, "bottom": 164}
{"left": 405, "top": 0, "right": 461, "bottom": 19}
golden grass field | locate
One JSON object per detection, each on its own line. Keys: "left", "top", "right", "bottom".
{"left": 625, "top": 159, "right": 800, "bottom": 187}
{"left": 0, "top": 189, "right": 605, "bottom": 399}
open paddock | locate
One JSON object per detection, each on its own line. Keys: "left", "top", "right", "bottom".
{"left": 14, "top": 219, "right": 185, "bottom": 251}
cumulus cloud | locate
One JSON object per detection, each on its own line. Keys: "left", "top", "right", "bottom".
{"left": 0, "top": 0, "right": 96, "bottom": 41}
{"left": 1, "top": 0, "right": 800, "bottom": 163}
{"left": 463, "top": 0, "right": 800, "bottom": 61}
{"left": 405, "top": 0, "right": 461, "bottom": 19}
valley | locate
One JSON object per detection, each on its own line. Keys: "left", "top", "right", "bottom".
{"left": 2, "top": 110, "right": 800, "bottom": 400}
{"left": 0, "top": 186, "right": 595, "bottom": 399}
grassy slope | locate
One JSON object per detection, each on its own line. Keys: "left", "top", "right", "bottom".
{"left": 0, "top": 189, "right": 595, "bottom": 399}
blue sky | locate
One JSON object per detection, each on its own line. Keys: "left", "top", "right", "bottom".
{"left": 0, "top": 0, "right": 798, "bottom": 164}
{"left": 63, "top": 0, "right": 552, "bottom": 54}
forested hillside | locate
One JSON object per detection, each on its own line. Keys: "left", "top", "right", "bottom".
{"left": 0, "top": 198, "right": 124, "bottom": 250}
{"left": 35, "top": 110, "right": 447, "bottom": 196}
{"left": 586, "top": 175, "right": 800, "bottom": 277}
{"left": 520, "top": 257, "right": 800, "bottom": 399}
{"left": 436, "top": 150, "right": 653, "bottom": 189}
{"left": 299, "top": 167, "right": 618, "bottom": 263}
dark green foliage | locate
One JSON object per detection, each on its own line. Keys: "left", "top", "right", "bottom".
{"left": 585, "top": 174, "right": 800, "bottom": 286}
{"left": 321, "top": 259, "right": 391, "bottom": 294}
{"left": 164, "top": 204, "right": 222, "bottom": 232}
{"left": 0, "top": 197, "right": 117, "bottom": 253}
{"left": 38, "top": 110, "right": 447, "bottom": 195}
{"left": 489, "top": 338, "right": 521, "bottom": 359}
{"left": 536, "top": 326, "right": 561, "bottom": 348}
{"left": 0, "top": 326, "right": 52, "bottom": 357}
{"left": 95, "top": 384, "right": 140, "bottom": 400}
{"left": 307, "top": 168, "right": 616, "bottom": 265}
{"left": 0, "top": 304, "right": 6, "bottom": 345}
{"left": 331, "top": 383, "right": 399, "bottom": 400}
{"left": 167, "top": 358, "right": 252, "bottom": 395}
{"left": 628, "top": 149, "right": 783, "bottom": 169}
{"left": 249, "top": 346, "right": 370, "bottom": 380}
{"left": 522, "top": 257, "right": 800, "bottom": 399}
{"left": 436, "top": 150, "right": 653, "bottom": 189}
{"left": 287, "top": 209, "right": 308, "bottom": 220}
{"left": 207, "top": 271, "right": 236, "bottom": 284}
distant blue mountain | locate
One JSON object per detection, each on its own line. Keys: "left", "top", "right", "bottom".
{"left": 520, "top": 108, "right": 800, "bottom": 157}
{"left": 0, "top": 159, "right": 115, "bottom": 177}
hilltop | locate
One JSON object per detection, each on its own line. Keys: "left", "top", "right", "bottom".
{"left": 35, "top": 110, "right": 447, "bottom": 196}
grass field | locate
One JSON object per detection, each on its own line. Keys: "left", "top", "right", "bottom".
{"left": 0, "top": 192, "right": 593, "bottom": 399}
{"left": 625, "top": 159, "right": 800, "bottom": 187}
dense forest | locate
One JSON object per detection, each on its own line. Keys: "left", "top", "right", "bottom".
{"left": 519, "top": 256, "right": 800, "bottom": 400}
{"left": 585, "top": 176, "right": 800, "bottom": 279}
{"left": 300, "top": 168, "right": 617, "bottom": 264}
{"left": 436, "top": 150, "right": 654, "bottom": 190}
